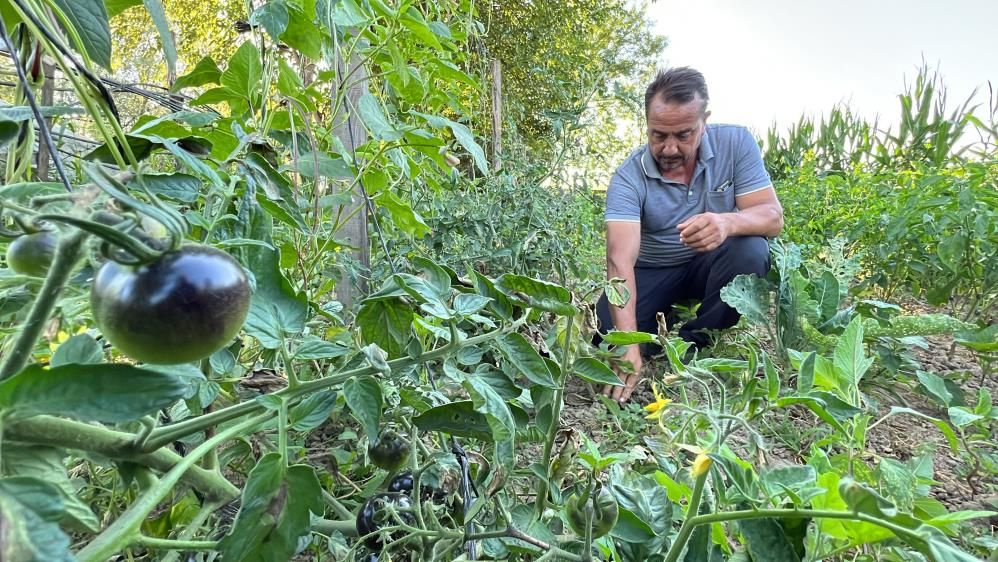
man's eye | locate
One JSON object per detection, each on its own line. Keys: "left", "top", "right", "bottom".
{"left": 678, "top": 133, "right": 690, "bottom": 141}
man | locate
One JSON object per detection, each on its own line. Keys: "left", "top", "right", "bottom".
{"left": 597, "top": 67, "right": 783, "bottom": 403}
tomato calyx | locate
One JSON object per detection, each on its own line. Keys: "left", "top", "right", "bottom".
{"left": 368, "top": 430, "right": 412, "bottom": 472}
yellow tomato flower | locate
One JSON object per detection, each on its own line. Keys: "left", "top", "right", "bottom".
{"left": 643, "top": 381, "right": 672, "bottom": 420}
{"left": 691, "top": 453, "right": 712, "bottom": 477}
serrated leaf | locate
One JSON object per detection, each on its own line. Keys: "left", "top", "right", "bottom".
{"left": 52, "top": 0, "right": 112, "bottom": 69}
{"left": 494, "top": 333, "right": 556, "bottom": 388}
{"left": 0, "top": 364, "right": 186, "bottom": 423}
{"left": 344, "top": 375, "right": 382, "bottom": 439}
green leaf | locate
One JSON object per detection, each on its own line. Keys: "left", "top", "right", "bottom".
{"left": 50, "top": 334, "right": 103, "bottom": 367}
{"left": 400, "top": 7, "right": 442, "bottom": 49}
{"left": 948, "top": 406, "right": 983, "bottom": 427}
{"left": 574, "top": 357, "right": 622, "bottom": 386}
{"left": 413, "top": 401, "right": 493, "bottom": 440}
{"left": 454, "top": 293, "right": 492, "bottom": 316}
{"left": 0, "top": 477, "right": 67, "bottom": 521}
{"left": 797, "top": 351, "right": 816, "bottom": 394}
{"left": 833, "top": 316, "right": 874, "bottom": 390}
{"left": 357, "top": 92, "right": 402, "bottom": 141}
{"left": 221, "top": 41, "right": 263, "bottom": 101}
{"left": 294, "top": 338, "right": 350, "bottom": 360}
{"left": 52, "top": 0, "right": 112, "bottom": 69}
{"left": 142, "top": 0, "right": 177, "bottom": 78}
{"left": 720, "top": 273, "right": 771, "bottom": 325}
{"left": 810, "top": 472, "right": 894, "bottom": 544}
{"left": 105, "top": 0, "right": 142, "bottom": 18}
{"left": 344, "top": 375, "right": 382, "bottom": 439}
{"left": 601, "top": 330, "right": 655, "bottom": 345}
{"left": 330, "top": 0, "right": 369, "bottom": 26}
{"left": 290, "top": 390, "right": 338, "bottom": 431}
{"left": 412, "top": 111, "right": 489, "bottom": 175}
{"left": 138, "top": 172, "right": 203, "bottom": 203}
{"left": 763, "top": 352, "right": 779, "bottom": 401}
{"left": 285, "top": 151, "right": 353, "bottom": 179}
{"left": 356, "top": 297, "right": 413, "bottom": 359}
{"left": 0, "top": 445, "right": 100, "bottom": 532}
{"left": 916, "top": 370, "right": 953, "bottom": 406}
{"left": 737, "top": 515, "right": 801, "bottom": 562}
{"left": 0, "top": 482, "right": 74, "bottom": 561}
{"left": 217, "top": 452, "right": 286, "bottom": 560}
{"left": 936, "top": 233, "right": 968, "bottom": 272}
{"left": 955, "top": 323, "right": 998, "bottom": 352}
{"left": 250, "top": 0, "right": 290, "bottom": 40}
{"left": 172, "top": 57, "right": 223, "bottom": 92}
{"left": 376, "top": 191, "right": 432, "bottom": 237}
{"left": 243, "top": 210, "right": 308, "bottom": 349}
{"left": 495, "top": 274, "right": 574, "bottom": 316}
{"left": 0, "top": 364, "right": 187, "bottom": 423}
{"left": 463, "top": 376, "right": 515, "bottom": 441}
{"left": 280, "top": 1, "right": 322, "bottom": 59}
{"left": 495, "top": 333, "right": 556, "bottom": 388}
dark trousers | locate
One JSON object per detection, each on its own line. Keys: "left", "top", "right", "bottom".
{"left": 596, "top": 236, "right": 771, "bottom": 350}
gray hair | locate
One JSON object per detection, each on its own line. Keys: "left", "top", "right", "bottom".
{"left": 644, "top": 67, "right": 709, "bottom": 116}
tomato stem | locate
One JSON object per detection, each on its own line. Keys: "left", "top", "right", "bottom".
{"left": 662, "top": 467, "right": 709, "bottom": 562}
{"left": 0, "top": 229, "right": 87, "bottom": 380}
{"left": 534, "top": 312, "right": 575, "bottom": 519}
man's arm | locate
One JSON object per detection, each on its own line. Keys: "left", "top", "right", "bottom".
{"left": 677, "top": 187, "right": 783, "bottom": 252}
{"left": 603, "top": 221, "right": 643, "bottom": 402}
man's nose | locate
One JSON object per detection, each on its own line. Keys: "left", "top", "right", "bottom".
{"left": 661, "top": 139, "right": 679, "bottom": 155}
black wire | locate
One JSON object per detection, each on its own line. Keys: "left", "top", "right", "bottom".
{"left": 0, "top": 13, "right": 74, "bottom": 192}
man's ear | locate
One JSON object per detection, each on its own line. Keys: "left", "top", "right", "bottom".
{"left": 703, "top": 110, "right": 712, "bottom": 122}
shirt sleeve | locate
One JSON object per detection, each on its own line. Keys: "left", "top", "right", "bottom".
{"left": 732, "top": 128, "right": 772, "bottom": 196}
{"left": 605, "top": 171, "right": 642, "bottom": 222}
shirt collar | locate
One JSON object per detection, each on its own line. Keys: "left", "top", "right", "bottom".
{"left": 640, "top": 128, "right": 715, "bottom": 180}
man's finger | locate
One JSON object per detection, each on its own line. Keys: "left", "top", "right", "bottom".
{"left": 617, "top": 375, "right": 641, "bottom": 403}
{"left": 610, "top": 374, "right": 632, "bottom": 401}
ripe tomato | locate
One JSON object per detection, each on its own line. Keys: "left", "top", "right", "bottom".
{"left": 90, "top": 244, "right": 250, "bottom": 364}
{"left": 5, "top": 230, "right": 58, "bottom": 276}
{"left": 566, "top": 486, "right": 619, "bottom": 539}
{"left": 368, "top": 430, "right": 411, "bottom": 472}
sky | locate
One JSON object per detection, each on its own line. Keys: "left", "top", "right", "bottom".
{"left": 646, "top": 0, "right": 998, "bottom": 139}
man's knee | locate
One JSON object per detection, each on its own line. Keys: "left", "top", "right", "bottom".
{"left": 718, "top": 236, "right": 770, "bottom": 275}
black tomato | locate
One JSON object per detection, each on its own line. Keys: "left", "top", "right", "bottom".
{"left": 5, "top": 230, "right": 58, "bottom": 276}
{"left": 90, "top": 244, "right": 250, "bottom": 364}
{"left": 566, "top": 486, "right": 619, "bottom": 539}
{"left": 387, "top": 471, "right": 414, "bottom": 494}
{"left": 368, "top": 430, "right": 411, "bottom": 472}
{"left": 355, "top": 492, "right": 413, "bottom": 550}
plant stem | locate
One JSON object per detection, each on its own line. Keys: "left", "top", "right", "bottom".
{"left": 0, "top": 229, "right": 87, "bottom": 380}
{"left": 310, "top": 518, "right": 359, "bottom": 536}
{"left": 662, "top": 468, "right": 709, "bottom": 562}
{"left": 143, "top": 320, "right": 524, "bottom": 451}
{"left": 3, "top": 415, "right": 239, "bottom": 501}
{"left": 534, "top": 313, "right": 575, "bottom": 519}
{"left": 76, "top": 413, "right": 270, "bottom": 562}
{"left": 132, "top": 537, "right": 218, "bottom": 551}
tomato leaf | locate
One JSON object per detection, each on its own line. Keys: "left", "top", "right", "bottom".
{"left": 51, "top": 0, "right": 112, "bottom": 69}
{"left": 0, "top": 482, "right": 74, "bottom": 561}
{"left": 0, "top": 364, "right": 187, "bottom": 423}
{"left": 344, "top": 375, "right": 382, "bottom": 440}
{"left": 494, "top": 333, "right": 556, "bottom": 388}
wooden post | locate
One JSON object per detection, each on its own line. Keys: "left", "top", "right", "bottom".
{"left": 490, "top": 59, "right": 502, "bottom": 172}
{"left": 35, "top": 63, "right": 54, "bottom": 180}
{"left": 332, "top": 53, "right": 370, "bottom": 308}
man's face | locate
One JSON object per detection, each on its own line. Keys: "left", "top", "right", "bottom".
{"left": 646, "top": 95, "right": 708, "bottom": 175}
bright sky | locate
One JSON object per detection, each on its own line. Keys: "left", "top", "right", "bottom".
{"left": 648, "top": 0, "right": 998, "bottom": 139}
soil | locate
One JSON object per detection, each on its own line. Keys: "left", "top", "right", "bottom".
{"left": 555, "top": 329, "right": 998, "bottom": 529}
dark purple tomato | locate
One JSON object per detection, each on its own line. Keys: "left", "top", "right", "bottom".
{"left": 6, "top": 230, "right": 58, "bottom": 276}
{"left": 90, "top": 244, "right": 250, "bottom": 364}
{"left": 356, "top": 492, "right": 413, "bottom": 550}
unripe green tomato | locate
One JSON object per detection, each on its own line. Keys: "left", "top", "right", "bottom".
{"left": 566, "top": 487, "right": 619, "bottom": 539}
{"left": 367, "top": 430, "right": 411, "bottom": 472}
{"left": 5, "top": 231, "right": 58, "bottom": 276}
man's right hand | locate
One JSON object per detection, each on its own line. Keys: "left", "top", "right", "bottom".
{"left": 603, "top": 344, "right": 643, "bottom": 403}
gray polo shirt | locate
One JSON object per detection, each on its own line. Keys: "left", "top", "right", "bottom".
{"left": 605, "top": 124, "right": 772, "bottom": 266}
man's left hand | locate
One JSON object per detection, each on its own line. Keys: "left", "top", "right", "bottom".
{"left": 677, "top": 212, "right": 730, "bottom": 252}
